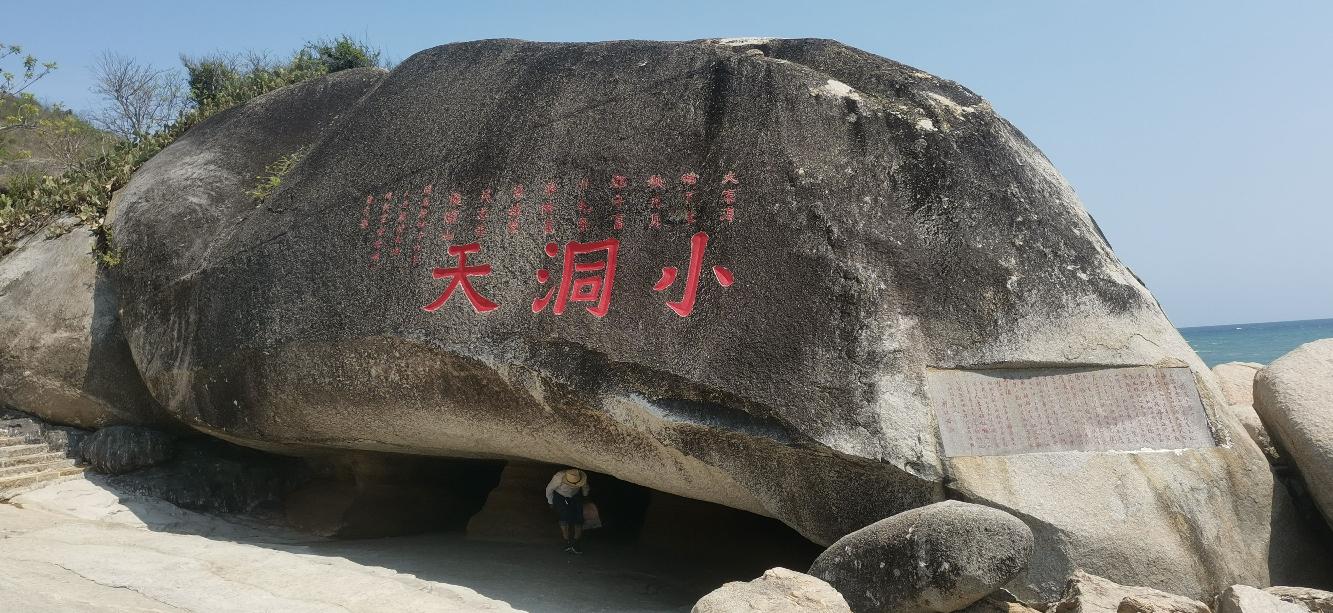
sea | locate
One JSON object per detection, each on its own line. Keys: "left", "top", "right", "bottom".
{"left": 1177, "top": 317, "right": 1333, "bottom": 367}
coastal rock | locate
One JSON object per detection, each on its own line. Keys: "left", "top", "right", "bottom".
{"left": 1213, "top": 362, "right": 1263, "bottom": 406}
{"left": 106, "top": 38, "right": 1289, "bottom": 598}
{"left": 1254, "top": 339, "right": 1333, "bottom": 523}
{"left": 956, "top": 591, "right": 1042, "bottom": 613}
{"left": 1227, "top": 404, "right": 1280, "bottom": 461}
{"left": 1262, "top": 587, "right": 1333, "bottom": 613}
{"left": 1217, "top": 585, "right": 1308, "bottom": 613}
{"left": 80, "top": 425, "right": 176, "bottom": 474}
{"left": 1046, "top": 571, "right": 1209, "bottom": 613}
{"left": 1209, "top": 362, "right": 1279, "bottom": 459}
{"left": 0, "top": 218, "right": 166, "bottom": 427}
{"left": 808, "top": 501, "right": 1032, "bottom": 613}
{"left": 692, "top": 567, "right": 851, "bottom": 613}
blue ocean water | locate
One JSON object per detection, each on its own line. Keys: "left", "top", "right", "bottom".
{"left": 1178, "top": 318, "right": 1333, "bottom": 367}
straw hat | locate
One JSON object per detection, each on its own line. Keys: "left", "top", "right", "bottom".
{"left": 562, "top": 468, "right": 586, "bottom": 487}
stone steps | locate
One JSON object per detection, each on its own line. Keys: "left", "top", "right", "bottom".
{"left": 0, "top": 451, "right": 68, "bottom": 468}
{"left": 0, "top": 419, "right": 85, "bottom": 497}
{"left": 0, "top": 458, "right": 78, "bottom": 479}
{"left": 0, "top": 464, "right": 84, "bottom": 492}
{"left": 0, "top": 444, "right": 49, "bottom": 459}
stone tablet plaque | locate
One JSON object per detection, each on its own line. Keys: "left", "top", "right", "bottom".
{"left": 928, "top": 366, "right": 1215, "bottom": 457}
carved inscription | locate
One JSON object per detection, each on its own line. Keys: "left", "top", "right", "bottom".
{"left": 928, "top": 366, "right": 1215, "bottom": 457}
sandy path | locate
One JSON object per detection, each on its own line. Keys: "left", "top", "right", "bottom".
{"left": 0, "top": 478, "right": 709, "bottom": 612}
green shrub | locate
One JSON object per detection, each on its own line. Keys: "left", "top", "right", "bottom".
{"left": 1, "top": 35, "right": 383, "bottom": 261}
{"left": 307, "top": 35, "right": 382, "bottom": 73}
{"left": 249, "top": 146, "right": 308, "bottom": 203}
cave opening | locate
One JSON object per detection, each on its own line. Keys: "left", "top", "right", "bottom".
{"left": 289, "top": 454, "right": 825, "bottom": 595}
{"left": 462, "top": 460, "right": 824, "bottom": 577}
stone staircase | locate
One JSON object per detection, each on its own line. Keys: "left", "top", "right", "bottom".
{"left": 0, "top": 416, "right": 85, "bottom": 500}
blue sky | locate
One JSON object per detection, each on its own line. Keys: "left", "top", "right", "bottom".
{"left": 9, "top": 1, "right": 1331, "bottom": 327}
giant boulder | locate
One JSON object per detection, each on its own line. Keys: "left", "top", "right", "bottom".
{"left": 0, "top": 217, "right": 166, "bottom": 427}
{"left": 808, "top": 500, "right": 1032, "bottom": 613}
{"left": 1254, "top": 339, "right": 1333, "bottom": 524}
{"left": 107, "top": 38, "right": 1304, "bottom": 598}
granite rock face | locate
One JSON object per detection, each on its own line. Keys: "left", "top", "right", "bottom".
{"left": 0, "top": 218, "right": 166, "bottom": 427}
{"left": 808, "top": 500, "right": 1032, "bottom": 613}
{"left": 1212, "top": 362, "right": 1278, "bottom": 459}
{"left": 692, "top": 567, "right": 851, "bottom": 613}
{"left": 105, "top": 38, "right": 1293, "bottom": 597}
{"left": 1046, "top": 571, "right": 1209, "bottom": 613}
{"left": 1254, "top": 339, "right": 1333, "bottom": 524}
{"left": 1214, "top": 362, "right": 1263, "bottom": 406}
{"left": 1262, "top": 587, "right": 1333, "bottom": 613}
{"left": 1217, "top": 585, "right": 1309, "bottom": 613}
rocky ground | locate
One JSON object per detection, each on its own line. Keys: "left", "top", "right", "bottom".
{"left": 1, "top": 477, "right": 722, "bottom": 612}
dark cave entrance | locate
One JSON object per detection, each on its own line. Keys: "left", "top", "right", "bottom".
{"left": 461, "top": 460, "right": 824, "bottom": 580}
{"left": 289, "top": 455, "right": 824, "bottom": 589}
{"left": 462, "top": 461, "right": 823, "bottom": 576}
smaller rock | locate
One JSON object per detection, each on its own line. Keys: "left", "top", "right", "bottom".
{"left": 1048, "top": 571, "right": 1209, "bottom": 613}
{"left": 1262, "top": 587, "right": 1333, "bottom": 613}
{"left": 1217, "top": 585, "right": 1307, "bottom": 613}
{"left": 957, "top": 590, "right": 1042, "bottom": 613}
{"left": 1226, "top": 404, "right": 1280, "bottom": 461}
{"left": 692, "top": 567, "right": 851, "bottom": 613}
{"left": 808, "top": 500, "right": 1033, "bottom": 613}
{"left": 1254, "top": 339, "right": 1333, "bottom": 523}
{"left": 1212, "top": 362, "right": 1263, "bottom": 406}
{"left": 79, "top": 426, "right": 175, "bottom": 474}
{"left": 1118, "top": 593, "right": 1212, "bottom": 613}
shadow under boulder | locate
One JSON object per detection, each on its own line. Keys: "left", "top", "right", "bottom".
{"left": 285, "top": 452, "right": 503, "bottom": 539}
{"left": 79, "top": 425, "right": 175, "bottom": 474}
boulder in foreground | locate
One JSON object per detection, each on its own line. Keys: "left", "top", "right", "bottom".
{"left": 692, "top": 567, "right": 851, "bottom": 613}
{"left": 1046, "top": 571, "right": 1209, "bottom": 613}
{"left": 808, "top": 500, "right": 1031, "bottom": 613}
{"left": 1217, "top": 585, "right": 1308, "bottom": 613}
{"left": 1262, "top": 587, "right": 1333, "bottom": 613}
{"left": 80, "top": 425, "right": 176, "bottom": 474}
{"left": 1254, "top": 339, "right": 1333, "bottom": 523}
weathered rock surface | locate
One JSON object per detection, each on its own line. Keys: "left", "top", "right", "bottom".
{"left": 106, "top": 38, "right": 1294, "bottom": 597}
{"left": 0, "top": 218, "right": 165, "bottom": 427}
{"left": 808, "top": 500, "right": 1031, "bottom": 613}
{"left": 1254, "top": 339, "right": 1333, "bottom": 523}
{"left": 1046, "top": 571, "right": 1209, "bottom": 613}
{"left": 1228, "top": 404, "right": 1280, "bottom": 461}
{"left": 1263, "top": 587, "right": 1333, "bottom": 613}
{"left": 957, "top": 591, "right": 1042, "bottom": 613}
{"left": 1210, "top": 362, "right": 1279, "bottom": 459}
{"left": 1217, "top": 585, "right": 1308, "bottom": 613}
{"left": 692, "top": 567, "right": 851, "bottom": 613}
{"left": 1214, "top": 362, "right": 1264, "bottom": 406}
{"left": 79, "top": 425, "right": 175, "bottom": 474}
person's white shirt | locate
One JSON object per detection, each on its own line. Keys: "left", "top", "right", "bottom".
{"left": 545, "top": 472, "right": 590, "bottom": 504}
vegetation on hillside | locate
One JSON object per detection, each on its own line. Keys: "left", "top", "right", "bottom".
{"left": 0, "top": 35, "right": 384, "bottom": 258}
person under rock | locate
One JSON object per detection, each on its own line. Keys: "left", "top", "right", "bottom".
{"left": 545, "top": 467, "right": 590, "bottom": 553}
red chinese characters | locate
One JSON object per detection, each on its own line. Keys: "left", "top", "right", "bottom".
{"left": 422, "top": 243, "right": 499, "bottom": 313}
{"left": 532, "top": 239, "right": 620, "bottom": 318}
{"left": 653, "top": 231, "right": 734, "bottom": 317}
